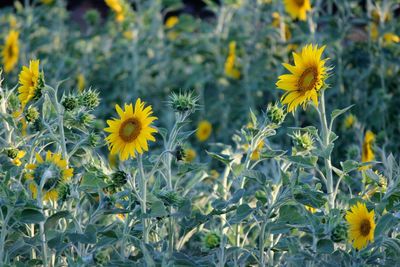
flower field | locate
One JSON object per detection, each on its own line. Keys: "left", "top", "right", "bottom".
{"left": 0, "top": 0, "right": 400, "bottom": 266}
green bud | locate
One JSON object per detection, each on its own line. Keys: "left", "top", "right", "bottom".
{"left": 7, "top": 92, "right": 20, "bottom": 112}
{"left": 80, "top": 89, "right": 100, "bottom": 110}
{"left": 5, "top": 148, "right": 19, "bottom": 159}
{"left": 291, "top": 131, "right": 315, "bottom": 152}
{"left": 88, "top": 132, "right": 101, "bottom": 147}
{"left": 78, "top": 112, "right": 94, "bottom": 127}
{"left": 62, "top": 95, "right": 79, "bottom": 111}
{"left": 174, "top": 145, "right": 185, "bottom": 161}
{"left": 57, "top": 183, "right": 70, "bottom": 202}
{"left": 111, "top": 171, "right": 128, "bottom": 188}
{"left": 203, "top": 232, "right": 220, "bottom": 249}
{"left": 156, "top": 189, "right": 184, "bottom": 207}
{"left": 267, "top": 103, "right": 286, "bottom": 125}
{"left": 331, "top": 223, "right": 348, "bottom": 243}
{"left": 168, "top": 91, "right": 199, "bottom": 113}
{"left": 84, "top": 9, "right": 100, "bottom": 26}
{"left": 24, "top": 106, "right": 40, "bottom": 123}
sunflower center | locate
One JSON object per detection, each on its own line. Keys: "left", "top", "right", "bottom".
{"left": 298, "top": 67, "right": 318, "bottom": 92}
{"left": 360, "top": 219, "right": 371, "bottom": 236}
{"left": 294, "top": 0, "right": 305, "bottom": 6}
{"left": 119, "top": 118, "right": 142, "bottom": 142}
{"left": 7, "top": 44, "right": 14, "bottom": 58}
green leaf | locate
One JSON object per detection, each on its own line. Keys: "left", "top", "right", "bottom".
{"left": 286, "top": 155, "right": 318, "bottom": 168}
{"left": 331, "top": 105, "right": 354, "bottom": 122}
{"left": 206, "top": 151, "right": 232, "bottom": 165}
{"left": 242, "top": 169, "right": 266, "bottom": 184}
{"left": 20, "top": 209, "right": 45, "bottom": 224}
{"left": 44, "top": 211, "right": 71, "bottom": 231}
{"left": 149, "top": 200, "right": 168, "bottom": 218}
{"left": 317, "top": 239, "right": 334, "bottom": 254}
{"left": 340, "top": 160, "right": 359, "bottom": 173}
{"left": 375, "top": 214, "right": 399, "bottom": 237}
{"left": 80, "top": 173, "right": 108, "bottom": 190}
{"left": 229, "top": 204, "right": 253, "bottom": 224}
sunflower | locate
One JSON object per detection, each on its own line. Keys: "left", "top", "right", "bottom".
{"left": 18, "top": 60, "right": 44, "bottom": 108}
{"left": 165, "top": 16, "right": 179, "bottom": 29}
{"left": 105, "top": 0, "right": 125, "bottom": 22}
{"left": 283, "top": 0, "right": 312, "bottom": 21}
{"left": 184, "top": 148, "right": 197, "bottom": 163}
{"left": 224, "top": 41, "right": 241, "bottom": 79}
{"left": 345, "top": 202, "right": 376, "bottom": 250}
{"left": 196, "top": 120, "right": 212, "bottom": 142}
{"left": 104, "top": 99, "right": 158, "bottom": 161}
{"left": 344, "top": 114, "right": 356, "bottom": 129}
{"left": 25, "top": 151, "right": 73, "bottom": 201}
{"left": 2, "top": 30, "right": 19, "bottom": 73}
{"left": 249, "top": 140, "right": 265, "bottom": 161}
{"left": 360, "top": 130, "right": 375, "bottom": 170}
{"left": 276, "top": 44, "right": 328, "bottom": 112}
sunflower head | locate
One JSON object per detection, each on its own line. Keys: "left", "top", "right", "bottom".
{"left": 2, "top": 30, "right": 19, "bottom": 73}
{"left": 360, "top": 130, "right": 375, "bottom": 170}
{"left": 105, "top": 0, "right": 127, "bottom": 22}
{"left": 165, "top": 16, "right": 179, "bottom": 29}
{"left": 276, "top": 44, "right": 329, "bottom": 112}
{"left": 18, "top": 60, "right": 45, "bottom": 108}
{"left": 196, "top": 120, "right": 212, "bottom": 142}
{"left": 5, "top": 148, "right": 26, "bottom": 166}
{"left": 345, "top": 202, "right": 376, "bottom": 250}
{"left": 25, "top": 151, "right": 73, "bottom": 201}
{"left": 224, "top": 41, "right": 241, "bottom": 79}
{"left": 104, "top": 99, "right": 158, "bottom": 161}
{"left": 283, "top": 0, "right": 312, "bottom": 21}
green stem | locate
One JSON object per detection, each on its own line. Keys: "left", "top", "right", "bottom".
{"left": 318, "top": 90, "right": 334, "bottom": 210}
{"left": 137, "top": 154, "right": 148, "bottom": 244}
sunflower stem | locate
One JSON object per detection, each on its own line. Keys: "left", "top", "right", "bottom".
{"left": 318, "top": 90, "right": 334, "bottom": 210}
{"left": 137, "top": 154, "right": 149, "bottom": 244}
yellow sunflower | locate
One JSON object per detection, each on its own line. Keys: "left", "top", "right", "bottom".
{"left": 2, "top": 30, "right": 19, "bottom": 73}
{"left": 276, "top": 44, "right": 328, "bottom": 112}
{"left": 12, "top": 150, "right": 26, "bottom": 166}
{"left": 25, "top": 151, "right": 73, "bottom": 201}
{"left": 184, "top": 148, "right": 197, "bottom": 163}
{"left": 283, "top": 0, "right": 312, "bottom": 21}
{"left": 344, "top": 114, "right": 356, "bottom": 129}
{"left": 165, "top": 16, "right": 179, "bottom": 29}
{"left": 224, "top": 41, "right": 241, "bottom": 79}
{"left": 104, "top": 99, "right": 158, "bottom": 161}
{"left": 105, "top": 0, "right": 125, "bottom": 22}
{"left": 345, "top": 202, "right": 376, "bottom": 250}
{"left": 18, "top": 60, "right": 43, "bottom": 108}
{"left": 360, "top": 130, "right": 375, "bottom": 170}
{"left": 196, "top": 120, "right": 212, "bottom": 142}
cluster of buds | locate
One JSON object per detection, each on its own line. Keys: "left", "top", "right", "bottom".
{"left": 62, "top": 89, "right": 100, "bottom": 112}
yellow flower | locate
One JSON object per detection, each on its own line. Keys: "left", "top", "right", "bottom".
{"left": 25, "top": 151, "right": 73, "bottom": 201}
{"left": 108, "top": 153, "right": 119, "bottom": 168}
{"left": 276, "top": 44, "right": 328, "bottom": 112}
{"left": 77, "top": 74, "right": 86, "bottom": 92}
{"left": 104, "top": 99, "right": 158, "bottom": 161}
{"left": 344, "top": 114, "right": 356, "bottom": 129}
{"left": 305, "top": 205, "right": 316, "bottom": 213}
{"left": 383, "top": 33, "right": 399, "bottom": 45}
{"left": 165, "top": 16, "right": 179, "bottom": 29}
{"left": 2, "top": 30, "right": 19, "bottom": 73}
{"left": 345, "top": 202, "right": 375, "bottom": 250}
{"left": 12, "top": 150, "right": 26, "bottom": 166}
{"left": 105, "top": 0, "right": 125, "bottom": 22}
{"left": 370, "top": 23, "right": 379, "bottom": 41}
{"left": 283, "top": 0, "right": 311, "bottom": 21}
{"left": 250, "top": 141, "right": 264, "bottom": 161}
{"left": 196, "top": 120, "right": 212, "bottom": 142}
{"left": 360, "top": 130, "right": 375, "bottom": 170}
{"left": 224, "top": 41, "right": 241, "bottom": 79}
{"left": 184, "top": 148, "right": 197, "bottom": 163}
{"left": 18, "top": 60, "right": 42, "bottom": 108}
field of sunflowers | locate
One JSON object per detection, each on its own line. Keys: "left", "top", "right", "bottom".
{"left": 0, "top": 0, "right": 400, "bottom": 266}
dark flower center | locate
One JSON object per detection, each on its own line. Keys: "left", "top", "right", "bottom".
{"left": 119, "top": 118, "right": 142, "bottom": 142}
{"left": 298, "top": 67, "right": 318, "bottom": 93}
{"left": 360, "top": 219, "right": 371, "bottom": 236}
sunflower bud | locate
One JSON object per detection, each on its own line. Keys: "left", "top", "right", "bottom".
{"left": 203, "top": 232, "right": 220, "bottom": 249}
{"left": 62, "top": 95, "right": 79, "bottom": 111}
{"left": 291, "top": 131, "right": 314, "bottom": 152}
{"left": 331, "top": 223, "right": 348, "bottom": 243}
{"left": 174, "top": 145, "right": 185, "bottom": 161}
{"left": 57, "top": 183, "right": 70, "bottom": 202}
{"left": 80, "top": 89, "right": 100, "bottom": 110}
{"left": 85, "top": 9, "right": 100, "bottom": 26}
{"left": 267, "top": 103, "right": 286, "bottom": 125}
{"left": 24, "top": 107, "right": 39, "bottom": 123}
{"left": 88, "top": 132, "right": 101, "bottom": 147}
{"left": 156, "top": 189, "right": 184, "bottom": 207}
{"left": 78, "top": 112, "right": 94, "bottom": 127}
{"left": 111, "top": 171, "right": 128, "bottom": 188}
{"left": 7, "top": 92, "right": 19, "bottom": 112}
{"left": 168, "top": 91, "right": 199, "bottom": 113}
{"left": 5, "top": 148, "right": 19, "bottom": 159}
